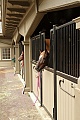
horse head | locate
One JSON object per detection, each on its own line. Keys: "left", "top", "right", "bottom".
{"left": 35, "top": 49, "right": 49, "bottom": 72}
{"left": 18, "top": 51, "right": 24, "bottom": 62}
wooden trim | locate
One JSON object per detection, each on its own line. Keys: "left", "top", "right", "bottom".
{"left": 57, "top": 71, "right": 78, "bottom": 84}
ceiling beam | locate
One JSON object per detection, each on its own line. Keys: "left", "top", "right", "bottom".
{"left": 7, "top": 8, "right": 26, "bottom": 13}
{"left": 6, "top": 17, "right": 21, "bottom": 21}
{"left": 5, "top": 29, "right": 14, "bottom": 31}
{"left": 5, "top": 26, "right": 16, "bottom": 29}
{"left": 7, "top": 13, "right": 23, "bottom": 18}
{"left": 5, "top": 24, "right": 17, "bottom": 27}
{"left": 0, "top": 41, "right": 12, "bottom": 45}
{"left": 6, "top": 21, "right": 19, "bottom": 24}
{"left": 5, "top": 28, "right": 15, "bottom": 30}
{"left": 8, "top": 0, "right": 30, "bottom": 7}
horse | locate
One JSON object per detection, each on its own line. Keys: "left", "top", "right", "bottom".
{"left": 18, "top": 51, "right": 25, "bottom": 94}
{"left": 18, "top": 51, "right": 24, "bottom": 67}
{"left": 35, "top": 38, "right": 50, "bottom": 72}
{"left": 35, "top": 49, "right": 49, "bottom": 72}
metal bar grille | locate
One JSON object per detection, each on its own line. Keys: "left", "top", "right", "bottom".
{"left": 49, "top": 29, "right": 54, "bottom": 68}
{"left": 31, "top": 32, "right": 45, "bottom": 62}
{"left": 55, "top": 21, "right": 80, "bottom": 78}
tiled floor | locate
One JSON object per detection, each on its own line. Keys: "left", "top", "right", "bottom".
{"left": 0, "top": 67, "right": 42, "bottom": 120}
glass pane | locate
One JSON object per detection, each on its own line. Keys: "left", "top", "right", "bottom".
{"left": 2, "top": 48, "right": 11, "bottom": 60}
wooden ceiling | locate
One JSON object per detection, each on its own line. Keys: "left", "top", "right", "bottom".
{"left": 2, "top": 0, "right": 33, "bottom": 39}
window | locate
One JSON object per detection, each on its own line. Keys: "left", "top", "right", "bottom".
{"left": 2, "top": 48, "right": 11, "bottom": 60}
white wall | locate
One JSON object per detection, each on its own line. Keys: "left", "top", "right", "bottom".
{"left": 42, "top": 69, "right": 54, "bottom": 117}
{"left": 57, "top": 75, "right": 78, "bottom": 120}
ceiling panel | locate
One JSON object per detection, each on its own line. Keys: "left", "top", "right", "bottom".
{"left": 1, "top": 0, "right": 34, "bottom": 39}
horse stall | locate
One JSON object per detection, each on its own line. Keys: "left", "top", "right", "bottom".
{"left": 18, "top": 36, "right": 24, "bottom": 79}
{"left": 31, "top": 20, "right": 80, "bottom": 120}
{"left": 31, "top": 32, "right": 54, "bottom": 118}
{"left": 52, "top": 21, "right": 80, "bottom": 120}
{"left": 31, "top": 33, "right": 45, "bottom": 103}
